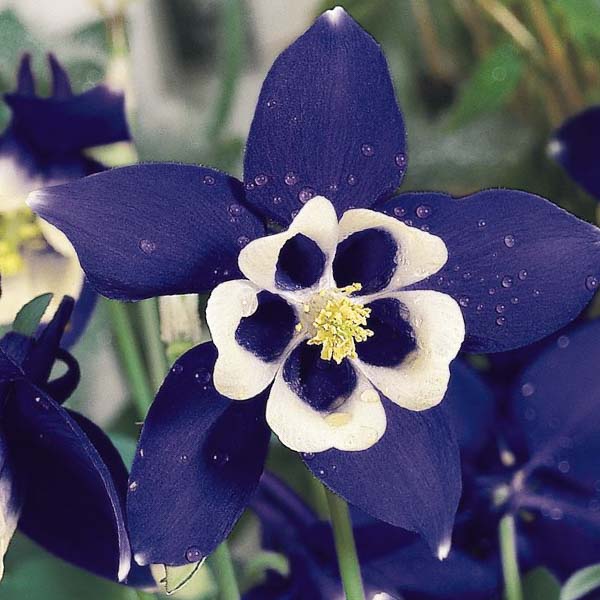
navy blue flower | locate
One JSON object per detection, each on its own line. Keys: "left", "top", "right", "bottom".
{"left": 550, "top": 107, "right": 600, "bottom": 200}
{"left": 27, "top": 8, "right": 600, "bottom": 568}
{"left": 0, "top": 53, "right": 129, "bottom": 338}
{"left": 0, "top": 296, "right": 151, "bottom": 586}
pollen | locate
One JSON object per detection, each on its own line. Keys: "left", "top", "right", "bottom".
{"left": 0, "top": 208, "right": 45, "bottom": 276}
{"left": 307, "top": 283, "right": 373, "bottom": 364}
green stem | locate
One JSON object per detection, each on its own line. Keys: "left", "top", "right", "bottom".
{"left": 499, "top": 513, "right": 523, "bottom": 600}
{"left": 208, "top": 542, "right": 241, "bottom": 600}
{"left": 104, "top": 299, "right": 154, "bottom": 418}
{"left": 324, "top": 487, "right": 366, "bottom": 600}
{"left": 208, "top": 0, "right": 244, "bottom": 141}
{"left": 134, "top": 591, "right": 156, "bottom": 600}
{"left": 138, "top": 298, "right": 168, "bottom": 388}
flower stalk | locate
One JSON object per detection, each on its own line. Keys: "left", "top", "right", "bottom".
{"left": 207, "top": 542, "right": 241, "bottom": 600}
{"left": 138, "top": 298, "right": 168, "bottom": 389}
{"left": 499, "top": 513, "right": 523, "bottom": 600}
{"left": 324, "top": 487, "right": 366, "bottom": 600}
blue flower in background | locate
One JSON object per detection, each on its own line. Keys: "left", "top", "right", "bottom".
{"left": 550, "top": 106, "right": 600, "bottom": 200}
{"left": 0, "top": 296, "right": 151, "bottom": 586}
{"left": 27, "top": 7, "right": 600, "bottom": 568}
{"left": 0, "top": 53, "right": 129, "bottom": 336}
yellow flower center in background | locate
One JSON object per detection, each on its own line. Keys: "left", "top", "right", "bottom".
{"left": 303, "top": 283, "right": 373, "bottom": 364}
{"left": 0, "top": 208, "right": 45, "bottom": 276}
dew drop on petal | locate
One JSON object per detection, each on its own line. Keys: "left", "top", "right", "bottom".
{"left": 495, "top": 304, "right": 506, "bottom": 314}
{"left": 496, "top": 316, "right": 506, "bottom": 326}
{"left": 458, "top": 296, "right": 470, "bottom": 307}
{"left": 266, "top": 98, "right": 277, "bottom": 109}
{"left": 557, "top": 335, "right": 570, "bottom": 349}
{"left": 477, "top": 219, "right": 487, "bottom": 229}
{"left": 393, "top": 206, "right": 406, "bottom": 217}
{"left": 228, "top": 204, "right": 243, "bottom": 218}
{"left": 139, "top": 239, "right": 156, "bottom": 255}
{"left": 557, "top": 460, "right": 570, "bottom": 474}
{"left": 347, "top": 174, "right": 358, "bottom": 186}
{"left": 521, "top": 382, "right": 535, "bottom": 397}
{"left": 488, "top": 288, "right": 496, "bottom": 296}
{"left": 203, "top": 174, "right": 215, "bottom": 186}
{"left": 172, "top": 363, "right": 184, "bottom": 375}
{"left": 237, "top": 235, "right": 250, "bottom": 248}
{"left": 394, "top": 153, "right": 406, "bottom": 168}
{"left": 244, "top": 181, "right": 255, "bottom": 191}
{"left": 284, "top": 172, "right": 298, "bottom": 186}
{"left": 501, "top": 276, "right": 513, "bottom": 288}
{"left": 476, "top": 303, "right": 484, "bottom": 312}
{"left": 532, "top": 289, "right": 541, "bottom": 297}
{"left": 550, "top": 507, "right": 563, "bottom": 520}
{"left": 298, "top": 187, "right": 315, "bottom": 203}
{"left": 361, "top": 143, "right": 375, "bottom": 157}
{"left": 302, "top": 452, "right": 315, "bottom": 461}
{"left": 518, "top": 269, "right": 528, "bottom": 281}
{"left": 510, "top": 296, "right": 519, "bottom": 305}
{"left": 254, "top": 174, "right": 268, "bottom": 187}
{"left": 273, "top": 196, "right": 283, "bottom": 205}
{"left": 194, "top": 369, "right": 211, "bottom": 386}
{"left": 186, "top": 546, "right": 202, "bottom": 562}
{"left": 503, "top": 234, "right": 515, "bottom": 248}
{"left": 585, "top": 275, "right": 599, "bottom": 291}
{"left": 129, "top": 481, "right": 138, "bottom": 492}
{"left": 416, "top": 204, "right": 432, "bottom": 219}
{"left": 179, "top": 454, "right": 189, "bottom": 465}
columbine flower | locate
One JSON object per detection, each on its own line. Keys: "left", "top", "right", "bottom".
{"left": 28, "top": 7, "right": 600, "bottom": 568}
{"left": 0, "top": 53, "right": 129, "bottom": 330}
{"left": 549, "top": 106, "right": 600, "bottom": 200}
{"left": 0, "top": 296, "right": 151, "bottom": 586}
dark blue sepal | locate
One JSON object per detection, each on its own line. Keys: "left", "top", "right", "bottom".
{"left": 379, "top": 190, "right": 600, "bottom": 352}
{"left": 127, "top": 342, "right": 271, "bottom": 566}
{"left": 244, "top": 7, "right": 406, "bottom": 225}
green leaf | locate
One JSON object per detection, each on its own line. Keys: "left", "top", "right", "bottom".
{"left": 561, "top": 563, "right": 600, "bottom": 600}
{"left": 553, "top": 1, "right": 600, "bottom": 51}
{"left": 520, "top": 568, "right": 561, "bottom": 600}
{"left": 447, "top": 43, "right": 524, "bottom": 128}
{"left": 12, "top": 294, "right": 53, "bottom": 336}
{"left": 109, "top": 433, "right": 138, "bottom": 470}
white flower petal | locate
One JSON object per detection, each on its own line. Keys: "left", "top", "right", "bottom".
{"left": 356, "top": 290, "right": 465, "bottom": 411}
{"left": 238, "top": 196, "right": 338, "bottom": 298}
{"left": 266, "top": 369, "right": 386, "bottom": 453}
{"left": 0, "top": 251, "right": 85, "bottom": 326}
{"left": 0, "top": 448, "right": 21, "bottom": 581}
{"left": 337, "top": 208, "right": 448, "bottom": 293}
{"left": 206, "top": 279, "right": 299, "bottom": 400}
{"left": 0, "top": 155, "right": 40, "bottom": 214}
{"left": 38, "top": 218, "right": 78, "bottom": 258}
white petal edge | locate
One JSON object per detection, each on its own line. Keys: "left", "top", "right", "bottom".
{"left": 0, "top": 251, "right": 84, "bottom": 326}
{"left": 337, "top": 208, "right": 448, "bottom": 292}
{"left": 355, "top": 290, "right": 465, "bottom": 411}
{"left": 238, "top": 196, "right": 338, "bottom": 299}
{"left": 0, "top": 452, "right": 21, "bottom": 581}
{"left": 206, "top": 279, "right": 299, "bottom": 400}
{"left": 266, "top": 368, "right": 386, "bottom": 453}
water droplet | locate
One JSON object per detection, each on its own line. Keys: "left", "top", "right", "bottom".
{"left": 394, "top": 153, "right": 406, "bottom": 168}
{"left": 291, "top": 209, "right": 299, "bottom": 219}
{"left": 266, "top": 98, "right": 277, "bottom": 109}
{"left": 458, "top": 296, "right": 470, "bottom": 307}
{"left": 462, "top": 271, "right": 472, "bottom": 281}
{"left": 495, "top": 303, "right": 506, "bottom": 314}
{"left": 521, "top": 382, "right": 535, "bottom": 397}
{"left": 477, "top": 219, "right": 487, "bottom": 229}
{"left": 404, "top": 219, "right": 413, "bottom": 226}
{"left": 179, "top": 454, "right": 189, "bottom": 465}
{"left": 194, "top": 369, "right": 211, "bottom": 386}
{"left": 289, "top": 115, "right": 299, "bottom": 125}
{"left": 245, "top": 181, "right": 255, "bottom": 191}
{"left": 360, "top": 389, "right": 379, "bottom": 403}
{"left": 325, "top": 413, "right": 352, "bottom": 427}
{"left": 501, "top": 276, "right": 513, "bottom": 288}
{"left": 172, "top": 363, "right": 183, "bottom": 375}
{"left": 211, "top": 452, "right": 230, "bottom": 466}
{"left": 186, "top": 546, "right": 202, "bottom": 562}
{"left": 237, "top": 235, "right": 250, "bottom": 248}
{"left": 139, "top": 448, "right": 145, "bottom": 458}
{"left": 361, "top": 143, "right": 375, "bottom": 157}
{"left": 302, "top": 452, "right": 315, "bottom": 461}
{"left": 518, "top": 269, "right": 528, "bottom": 281}
{"left": 504, "top": 235, "right": 515, "bottom": 248}
{"left": 298, "top": 187, "right": 315, "bottom": 203}
{"left": 273, "top": 196, "right": 283, "bottom": 205}
{"left": 129, "top": 481, "right": 138, "bottom": 492}
{"left": 532, "top": 289, "right": 541, "bottom": 297}
{"left": 254, "top": 174, "right": 268, "bottom": 187}
{"left": 510, "top": 297, "right": 519, "bottom": 305}
{"left": 585, "top": 275, "right": 599, "bottom": 291}
{"left": 139, "top": 239, "right": 156, "bottom": 255}
{"left": 346, "top": 174, "right": 358, "bottom": 186}
{"left": 557, "top": 460, "right": 570, "bottom": 474}
{"left": 453, "top": 265, "right": 461, "bottom": 272}
{"left": 421, "top": 224, "right": 430, "bottom": 232}
{"left": 416, "top": 204, "right": 432, "bottom": 219}
{"left": 328, "top": 183, "right": 339, "bottom": 193}
{"left": 476, "top": 303, "right": 484, "bottom": 312}
{"left": 557, "top": 335, "right": 570, "bottom": 349}
{"left": 496, "top": 316, "right": 506, "bottom": 326}
{"left": 549, "top": 507, "right": 563, "bottom": 520}
{"left": 228, "top": 204, "right": 243, "bottom": 218}
{"left": 284, "top": 172, "right": 298, "bottom": 186}
{"left": 393, "top": 206, "right": 406, "bottom": 217}
{"left": 488, "top": 288, "right": 496, "bottom": 296}
{"left": 203, "top": 174, "right": 215, "bottom": 186}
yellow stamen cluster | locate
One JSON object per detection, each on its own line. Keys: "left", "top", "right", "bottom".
{"left": 307, "top": 283, "right": 373, "bottom": 364}
{"left": 0, "top": 208, "right": 45, "bottom": 276}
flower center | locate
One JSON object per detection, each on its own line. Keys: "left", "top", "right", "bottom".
{"left": 301, "top": 283, "right": 373, "bottom": 364}
{"left": 0, "top": 208, "right": 46, "bottom": 276}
